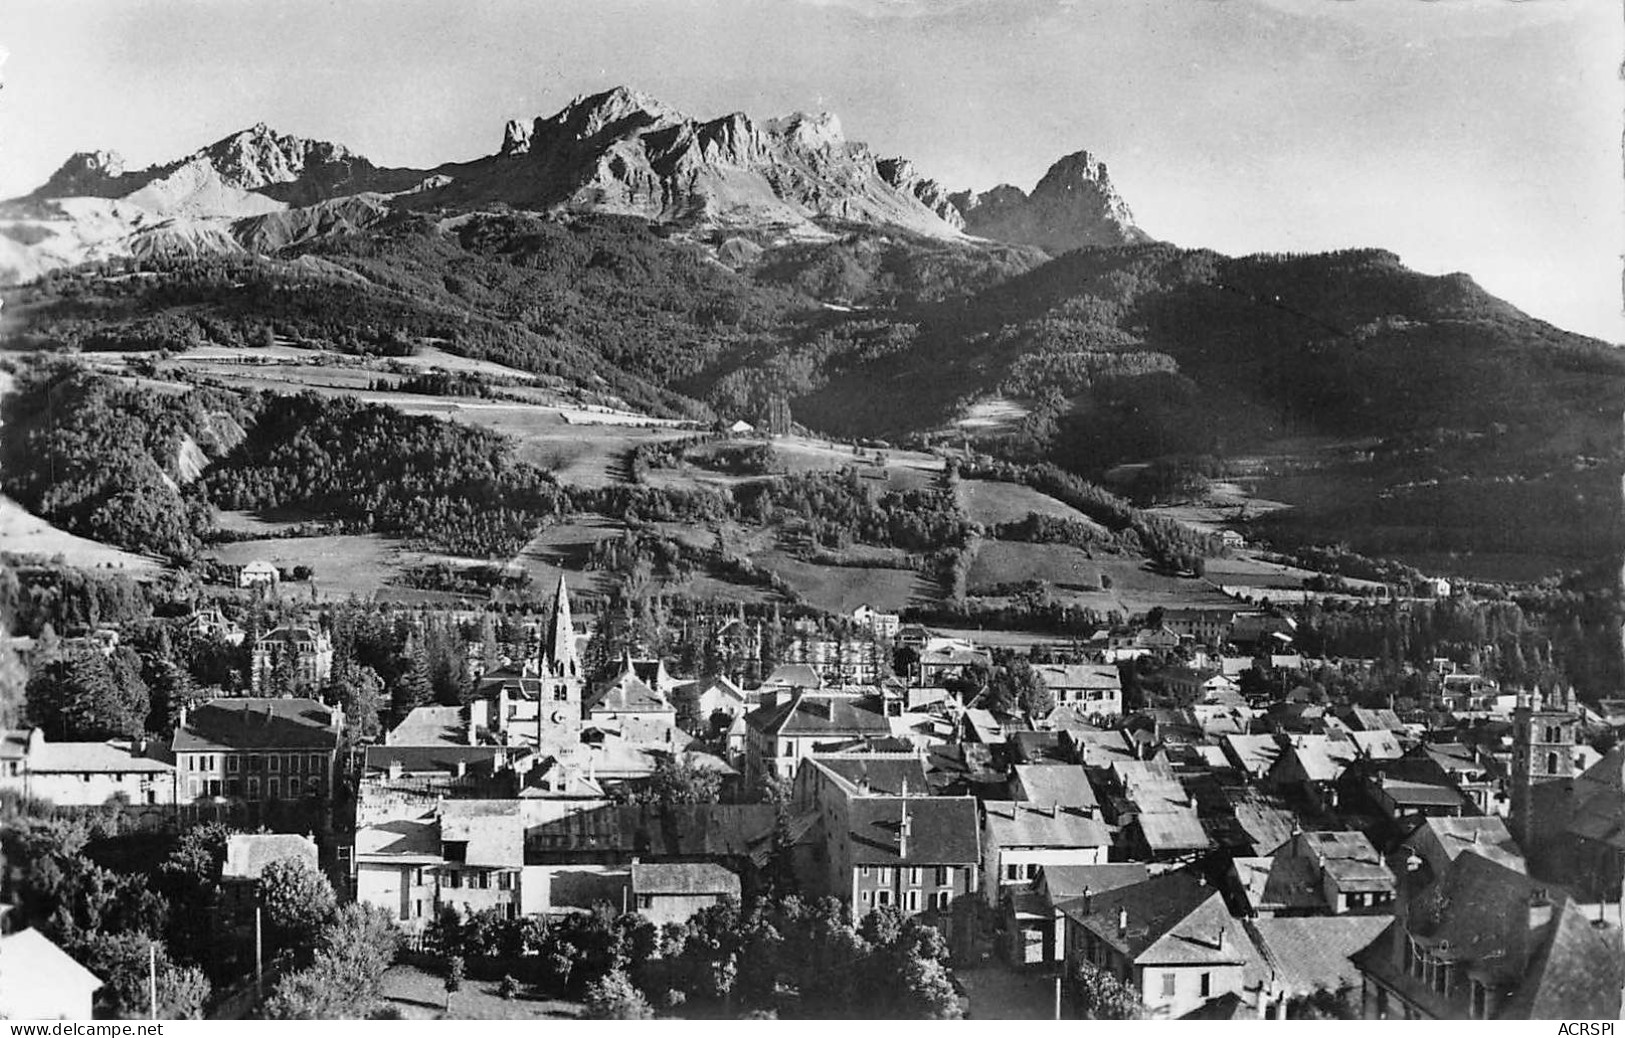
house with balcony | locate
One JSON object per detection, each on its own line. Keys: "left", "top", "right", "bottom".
{"left": 1352, "top": 850, "right": 1622, "bottom": 1019}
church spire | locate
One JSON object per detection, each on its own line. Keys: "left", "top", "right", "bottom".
{"left": 545, "top": 573, "right": 579, "bottom": 679}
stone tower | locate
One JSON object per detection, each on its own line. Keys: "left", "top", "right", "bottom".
{"left": 1510, "top": 687, "right": 1579, "bottom": 851}
{"left": 538, "top": 574, "right": 583, "bottom": 737}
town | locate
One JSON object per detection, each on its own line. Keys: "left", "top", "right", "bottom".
{"left": 3, "top": 564, "right": 1621, "bottom": 1021}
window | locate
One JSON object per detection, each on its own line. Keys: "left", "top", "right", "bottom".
{"left": 860, "top": 866, "right": 871, "bottom": 877}
{"left": 268, "top": 755, "right": 279, "bottom": 773}
{"left": 414, "top": 900, "right": 423, "bottom": 919}
{"left": 860, "top": 890, "right": 872, "bottom": 907}
{"left": 936, "top": 867, "right": 951, "bottom": 886}
{"left": 875, "top": 890, "right": 893, "bottom": 907}
{"left": 1199, "top": 972, "right": 1211, "bottom": 998}
{"left": 908, "top": 868, "right": 922, "bottom": 886}
{"left": 227, "top": 779, "right": 240, "bottom": 796}
{"left": 247, "top": 777, "right": 260, "bottom": 798}
{"left": 783, "top": 742, "right": 794, "bottom": 756}
{"left": 227, "top": 757, "right": 239, "bottom": 773}
{"left": 1006, "top": 863, "right": 1023, "bottom": 881}
{"left": 1546, "top": 752, "right": 1559, "bottom": 775}
{"left": 249, "top": 755, "right": 262, "bottom": 771}
{"left": 1470, "top": 980, "right": 1488, "bottom": 1019}
{"left": 1161, "top": 973, "right": 1176, "bottom": 998}
{"left": 413, "top": 868, "right": 424, "bottom": 885}
{"left": 554, "top": 686, "right": 568, "bottom": 702}
{"left": 289, "top": 777, "right": 302, "bottom": 797}
{"left": 904, "top": 890, "right": 921, "bottom": 912}
{"left": 638, "top": 894, "right": 653, "bottom": 910}
{"left": 311, "top": 754, "right": 323, "bottom": 773}
{"left": 268, "top": 777, "right": 281, "bottom": 799}
{"left": 448, "top": 871, "right": 463, "bottom": 889}
{"left": 934, "top": 891, "right": 952, "bottom": 910}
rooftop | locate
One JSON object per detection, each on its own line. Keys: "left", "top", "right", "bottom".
{"left": 847, "top": 796, "right": 980, "bottom": 866}
{"left": 1248, "top": 915, "right": 1392, "bottom": 997}
{"left": 1011, "top": 763, "right": 1099, "bottom": 811}
{"left": 222, "top": 833, "right": 319, "bottom": 880}
{"left": 174, "top": 698, "right": 339, "bottom": 752}
{"left": 0, "top": 928, "right": 101, "bottom": 997}
{"left": 983, "top": 800, "right": 1110, "bottom": 849}
{"left": 746, "top": 692, "right": 890, "bottom": 738}
{"left": 630, "top": 862, "right": 740, "bottom": 896}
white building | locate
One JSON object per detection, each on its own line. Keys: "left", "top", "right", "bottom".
{"left": 0, "top": 728, "right": 178, "bottom": 807}
{"left": 239, "top": 560, "right": 280, "bottom": 589}
{"left": 0, "top": 927, "right": 102, "bottom": 1019}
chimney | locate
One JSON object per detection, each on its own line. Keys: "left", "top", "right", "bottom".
{"left": 1080, "top": 886, "right": 1092, "bottom": 915}
{"left": 387, "top": 759, "right": 403, "bottom": 782}
{"left": 178, "top": 705, "right": 189, "bottom": 730}
{"left": 1117, "top": 906, "right": 1129, "bottom": 936}
{"left": 455, "top": 759, "right": 468, "bottom": 779}
{"left": 899, "top": 801, "right": 911, "bottom": 861}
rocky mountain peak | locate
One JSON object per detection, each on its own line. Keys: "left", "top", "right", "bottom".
{"left": 950, "top": 149, "right": 1144, "bottom": 253}
{"left": 199, "top": 124, "right": 359, "bottom": 191}
{"left": 36, "top": 150, "right": 130, "bottom": 197}
{"left": 763, "top": 111, "right": 845, "bottom": 152}
{"left": 501, "top": 118, "right": 533, "bottom": 156}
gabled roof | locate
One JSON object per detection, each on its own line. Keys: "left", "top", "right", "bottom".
{"left": 173, "top": 698, "right": 339, "bottom": 752}
{"left": 846, "top": 796, "right": 980, "bottom": 866}
{"left": 983, "top": 800, "right": 1110, "bottom": 849}
{"left": 1349, "top": 729, "right": 1404, "bottom": 761}
{"left": 1060, "top": 871, "right": 1251, "bottom": 966}
{"left": 1231, "top": 855, "right": 1323, "bottom": 914}
{"left": 586, "top": 670, "right": 673, "bottom": 714}
{"left": 760, "top": 663, "right": 824, "bottom": 689}
{"left": 386, "top": 705, "right": 467, "bottom": 747}
{"left": 631, "top": 862, "right": 741, "bottom": 896}
{"left": 1063, "top": 728, "right": 1137, "bottom": 768}
{"left": 1033, "top": 663, "right": 1121, "bottom": 691}
{"left": 1222, "top": 734, "right": 1283, "bottom": 779}
{"left": 1137, "top": 811, "right": 1214, "bottom": 854}
{"left": 746, "top": 692, "right": 889, "bottom": 738}
{"left": 1248, "top": 915, "right": 1392, "bottom": 996}
{"left": 0, "top": 928, "right": 101, "bottom": 997}
{"left": 1379, "top": 778, "right": 1468, "bottom": 809}
{"left": 222, "top": 833, "right": 319, "bottom": 880}
{"left": 1012, "top": 764, "right": 1099, "bottom": 811}
{"left": 1039, "top": 863, "right": 1150, "bottom": 907}
{"left": 807, "top": 755, "right": 929, "bottom": 797}
{"left": 1410, "top": 816, "right": 1525, "bottom": 873}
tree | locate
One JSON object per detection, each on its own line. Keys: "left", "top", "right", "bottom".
{"left": 585, "top": 969, "right": 654, "bottom": 1019}
{"left": 258, "top": 856, "right": 337, "bottom": 952}
{"left": 25, "top": 649, "right": 150, "bottom": 740}
{"left": 263, "top": 903, "right": 400, "bottom": 1020}
{"left": 1070, "top": 959, "right": 1144, "bottom": 1019}
{"left": 76, "top": 934, "right": 211, "bottom": 1019}
{"left": 639, "top": 755, "right": 723, "bottom": 806}
{"left": 329, "top": 665, "right": 385, "bottom": 743}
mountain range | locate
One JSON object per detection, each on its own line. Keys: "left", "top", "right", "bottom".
{"left": 0, "top": 86, "right": 1142, "bottom": 283}
{"left": 2, "top": 86, "right": 1620, "bottom": 578}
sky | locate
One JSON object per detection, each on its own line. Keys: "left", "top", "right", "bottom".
{"left": 2, "top": 0, "right": 1621, "bottom": 341}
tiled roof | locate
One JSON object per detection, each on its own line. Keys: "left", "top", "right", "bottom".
{"left": 809, "top": 755, "right": 929, "bottom": 797}
{"left": 760, "top": 663, "right": 824, "bottom": 689}
{"left": 1231, "top": 855, "right": 1322, "bottom": 914}
{"left": 1381, "top": 778, "right": 1468, "bottom": 808}
{"left": 587, "top": 671, "right": 672, "bottom": 714}
{"left": 387, "top": 706, "right": 467, "bottom": 747}
{"left": 0, "top": 928, "right": 101, "bottom": 995}
{"left": 1063, "top": 728, "right": 1137, "bottom": 768}
{"left": 745, "top": 693, "right": 889, "bottom": 738}
{"left": 28, "top": 739, "right": 173, "bottom": 774}
{"left": 1349, "top": 729, "right": 1403, "bottom": 760}
{"left": 222, "top": 834, "right": 318, "bottom": 880}
{"left": 1137, "top": 811, "right": 1213, "bottom": 854}
{"left": 0, "top": 729, "right": 30, "bottom": 760}
{"left": 355, "top": 813, "right": 441, "bottom": 861}
{"left": 528, "top": 803, "right": 781, "bottom": 864}
{"left": 1033, "top": 663, "right": 1121, "bottom": 691}
{"left": 1412, "top": 816, "right": 1525, "bottom": 873}
{"left": 1008, "top": 731, "right": 1068, "bottom": 764}
{"left": 1012, "top": 764, "right": 1099, "bottom": 811}
{"left": 1248, "top": 915, "right": 1392, "bottom": 996}
{"left": 1039, "top": 863, "right": 1149, "bottom": 906}
{"left": 1060, "top": 871, "right": 1249, "bottom": 965}
{"left": 440, "top": 800, "right": 524, "bottom": 867}
{"left": 364, "top": 745, "right": 507, "bottom": 777}
{"left": 173, "top": 698, "right": 339, "bottom": 752}
{"left": 1222, "top": 735, "right": 1283, "bottom": 779}
{"left": 1503, "top": 899, "right": 1624, "bottom": 1019}
{"left": 631, "top": 862, "right": 740, "bottom": 896}
{"left": 846, "top": 796, "right": 980, "bottom": 866}
{"left": 983, "top": 801, "right": 1110, "bottom": 849}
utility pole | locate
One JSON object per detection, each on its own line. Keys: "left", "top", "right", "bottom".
{"left": 148, "top": 940, "right": 158, "bottom": 1020}
{"left": 255, "top": 902, "right": 264, "bottom": 994}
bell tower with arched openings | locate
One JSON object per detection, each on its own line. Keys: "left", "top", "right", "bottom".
{"left": 1510, "top": 687, "right": 1579, "bottom": 851}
